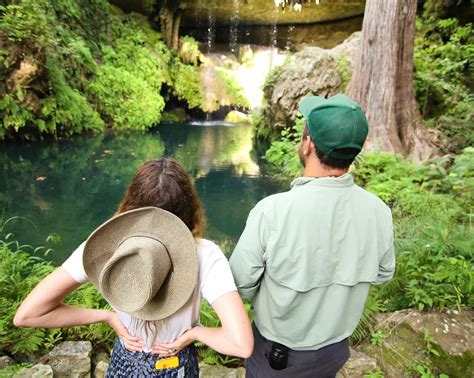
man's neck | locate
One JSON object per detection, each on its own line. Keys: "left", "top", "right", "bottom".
{"left": 303, "top": 160, "right": 348, "bottom": 179}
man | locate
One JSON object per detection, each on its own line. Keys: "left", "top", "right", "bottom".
{"left": 229, "top": 94, "right": 395, "bottom": 377}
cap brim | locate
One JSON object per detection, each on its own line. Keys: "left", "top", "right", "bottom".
{"left": 299, "top": 95, "right": 326, "bottom": 119}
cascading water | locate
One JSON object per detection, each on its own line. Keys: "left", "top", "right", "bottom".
{"left": 206, "top": 9, "right": 215, "bottom": 53}
{"left": 229, "top": 0, "right": 240, "bottom": 54}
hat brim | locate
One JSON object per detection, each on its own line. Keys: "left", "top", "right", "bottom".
{"left": 298, "top": 95, "right": 326, "bottom": 119}
{"left": 83, "top": 207, "right": 198, "bottom": 321}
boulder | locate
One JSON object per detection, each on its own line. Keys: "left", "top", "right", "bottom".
{"left": 256, "top": 32, "right": 360, "bottom": 140}
{"left": 93, "top": 352, "right": 110, "bottom": 378}
{"left": 43, "top": 341, "right": 92, "bottom": 378}
{"left": 337, "top": 349, "right": 378, "bottom": 378}
{"left": 0, "top": 356, "right": 15, "bottom": 369}
{"left": 13, "top": 364, "right": 53, "bottom": 378}
{"left": 224, "top": 110, "right": 252, "bottom": 124}
{"left": 376, "top": 309, "right": 473, "bottom": 356}
{"left": 363, "top": 309, "right": 474, "bottom": 377}
{"left": 94, "top": 361, "right": 109, "bottom": 378}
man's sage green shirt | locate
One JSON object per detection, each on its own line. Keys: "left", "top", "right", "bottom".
{"left": 229, "top": 174, "right": 395, "bottom": 350}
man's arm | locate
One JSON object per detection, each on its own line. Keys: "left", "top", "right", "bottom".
{"left": 229, "top": 204, "right": 269, "bottom": 300}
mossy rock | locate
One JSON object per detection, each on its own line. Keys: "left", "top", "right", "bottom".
{"left": 224, "top": 110, "right": 251, "bottom": 124}
{"left": 361, "top": 310, "right": 474, "bottom": 378}
{"left": 430, "top": 345, "right": 474, "bottom": 378}
{"left": 363, "top": 323, "right": 427, "bottom": 377}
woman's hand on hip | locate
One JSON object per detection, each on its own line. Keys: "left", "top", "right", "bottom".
{"left": 151, "top": 327, "right": 196, "bottom": 356}
{"left": 106, "top": 311, "right": 144, "bottom": 352}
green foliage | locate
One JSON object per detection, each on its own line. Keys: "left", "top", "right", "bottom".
{"left": 0, "top": 230, "right": 116, "bottom": 358}
{"left": 337, "top": 54, "right": 350, "bottom": 89}
{"left": 170, "top": 60, "right": 205, "bottom": 110}
{"left": 352, "top": 149, "right": 473, "bottom": 312}
{"left": 404, "top": 362, "right": 445, "bottom": 378}
{"left": 351, "top": 291, "right": 385, "bottom": 343}
{"left": 370, "top": 330, "right": 389, "bottom": 346}
{"left": 0, "top": 1, "right": 53, "bottom": 43}
{"left": 0, "top": 363, "right": 31, "bottom": 377}
{"left": 178, "top": 36, "right": 203, "bottom": 66}
{"left": 363, "top": 368, "right": 384, "bottom": 378}
{"left": 0, "top": 1, "right": 243, "bottom": 139}
{"left": 0, "top": 236, "right": 55, "bottom": 356}
{"left": 216, "top": 68, "right": 250, "bottom": 109}
{"left": 264, "top": 116, "right": 304, "bottom": 178}
{"left": 89, "top": 64, "right": 164, "bottom": 130}
{"left": 42, "top": 55, "right": 104, "bottom": 135}
{"left": 414, "top": 16, "right": 473, "bottom": 152}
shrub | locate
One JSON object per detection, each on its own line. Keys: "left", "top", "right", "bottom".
{"left": 0, "top": 234, "right": 115, "bottom": 358}
{"left": 414, "top": 16, "right": 473, "bottom": 152}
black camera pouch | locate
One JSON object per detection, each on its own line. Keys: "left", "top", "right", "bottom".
{"left": 268, "top": 342, "right": 289, "bottom": 370}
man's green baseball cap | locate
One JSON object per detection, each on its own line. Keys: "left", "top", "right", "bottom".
{"left": 299, "top": 93, "right": 368, "bottom": 159}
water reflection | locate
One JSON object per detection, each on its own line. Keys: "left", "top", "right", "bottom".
{"left": 0, "top": 124, "right": 288, "bottom": 263}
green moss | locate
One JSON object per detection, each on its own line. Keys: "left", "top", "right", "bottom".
{"left": 363, "top": 323, "right": 426, "bottom": 372}
{"left": 431, "top": 347, "right": 474, "bottom": 378}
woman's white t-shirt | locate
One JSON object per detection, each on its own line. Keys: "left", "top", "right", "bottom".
{"left": 62, "top": 238, "right": 237, "bottom": 351}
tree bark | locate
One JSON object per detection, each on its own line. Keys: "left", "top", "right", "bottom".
{"left": 171, "top": 9, "right": 182, "bottom": 51}
{"left": 346, "top": 0, "right": 435, "bottom": 160}
{"left": 158, "top": 0, "right": 181, "bottom": 50}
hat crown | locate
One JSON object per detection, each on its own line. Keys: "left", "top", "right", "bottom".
{"left": 99, "top": 235, "right": 172, "bottom": 313}
{"left": 299, "top": 94, "right": 368, "bottom": 159}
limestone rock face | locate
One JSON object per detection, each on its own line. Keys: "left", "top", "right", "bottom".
{"left": 43, "top": 341, "right": 92, "bottom": 378}
{"left": 256, "top": 32, "right": 360, "bottom": 140}
{"left": 13, "top": 364, "right": 53, "bottom": 378}
{"left": 110, "top": 0, "right": 366, "bottom": 26}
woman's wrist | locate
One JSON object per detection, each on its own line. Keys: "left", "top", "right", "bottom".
{"left": 190, "top": 325, "right": 202, "bottom": 342}
{"left": 99, "top": 309, "right": 114, "bottom": 325}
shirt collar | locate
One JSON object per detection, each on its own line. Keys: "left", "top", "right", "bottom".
{"left": 290, "top": 173, "right": 354, "bottom": 188}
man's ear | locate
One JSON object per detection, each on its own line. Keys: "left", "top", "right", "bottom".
{"left": 304, "top": 136, "right": 315, "bottom": 155}
{"left": 308, "top": 138, "right": 316, "bottom": 153}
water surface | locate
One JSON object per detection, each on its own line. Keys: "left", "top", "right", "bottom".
{"left": 0, "top": 123, "right": 289, "bottom": 264}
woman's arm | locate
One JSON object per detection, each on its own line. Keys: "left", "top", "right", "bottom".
{"left": 152, "top": 291, "right": 253, "bottom": 358}
{"left": 14, "top": 267, "right": 144, "bottom": 351}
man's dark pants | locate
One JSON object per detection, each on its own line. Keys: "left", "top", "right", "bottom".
{"left": 246, "top": 324, "right": 350, "bottom": 378}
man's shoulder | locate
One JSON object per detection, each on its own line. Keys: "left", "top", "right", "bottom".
{"left": 253, "top": 190, "right": 291, "bottom": 210}
{"left": 353, "top": 184, "right": 392, "bottom": 214}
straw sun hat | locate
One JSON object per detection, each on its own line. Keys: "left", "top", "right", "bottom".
{"left": 83, "top": 207, "right": 198, "bottom": 321}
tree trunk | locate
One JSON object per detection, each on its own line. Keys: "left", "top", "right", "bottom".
{"left": 158, "top": 0, "right": 181, "bottom": 50}
{"left": 346, "top": 0, "right": 435, "bottom": 160}
{"left": 171, "top": 9, "right": 182, "bottom": 51}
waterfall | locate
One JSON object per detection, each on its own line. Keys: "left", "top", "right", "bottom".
{"left": 206, "top": 9, "right": 215, "bottom": 53}
{"left": 285, "top": 25, "right": 295, "bottom": 51}
{"left": 229, "top": 0, "right": 240, "bottom": 54}
{"left": 268, "top": 5, "right": 279, "bottom": 71}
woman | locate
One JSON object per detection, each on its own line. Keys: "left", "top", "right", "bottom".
{"left": 14, "top": 158, "right": 253, "bottom": 377}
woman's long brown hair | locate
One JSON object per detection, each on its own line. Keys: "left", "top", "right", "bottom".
{"left": 117, "top": 158, "right": 205, "bottom": 237}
